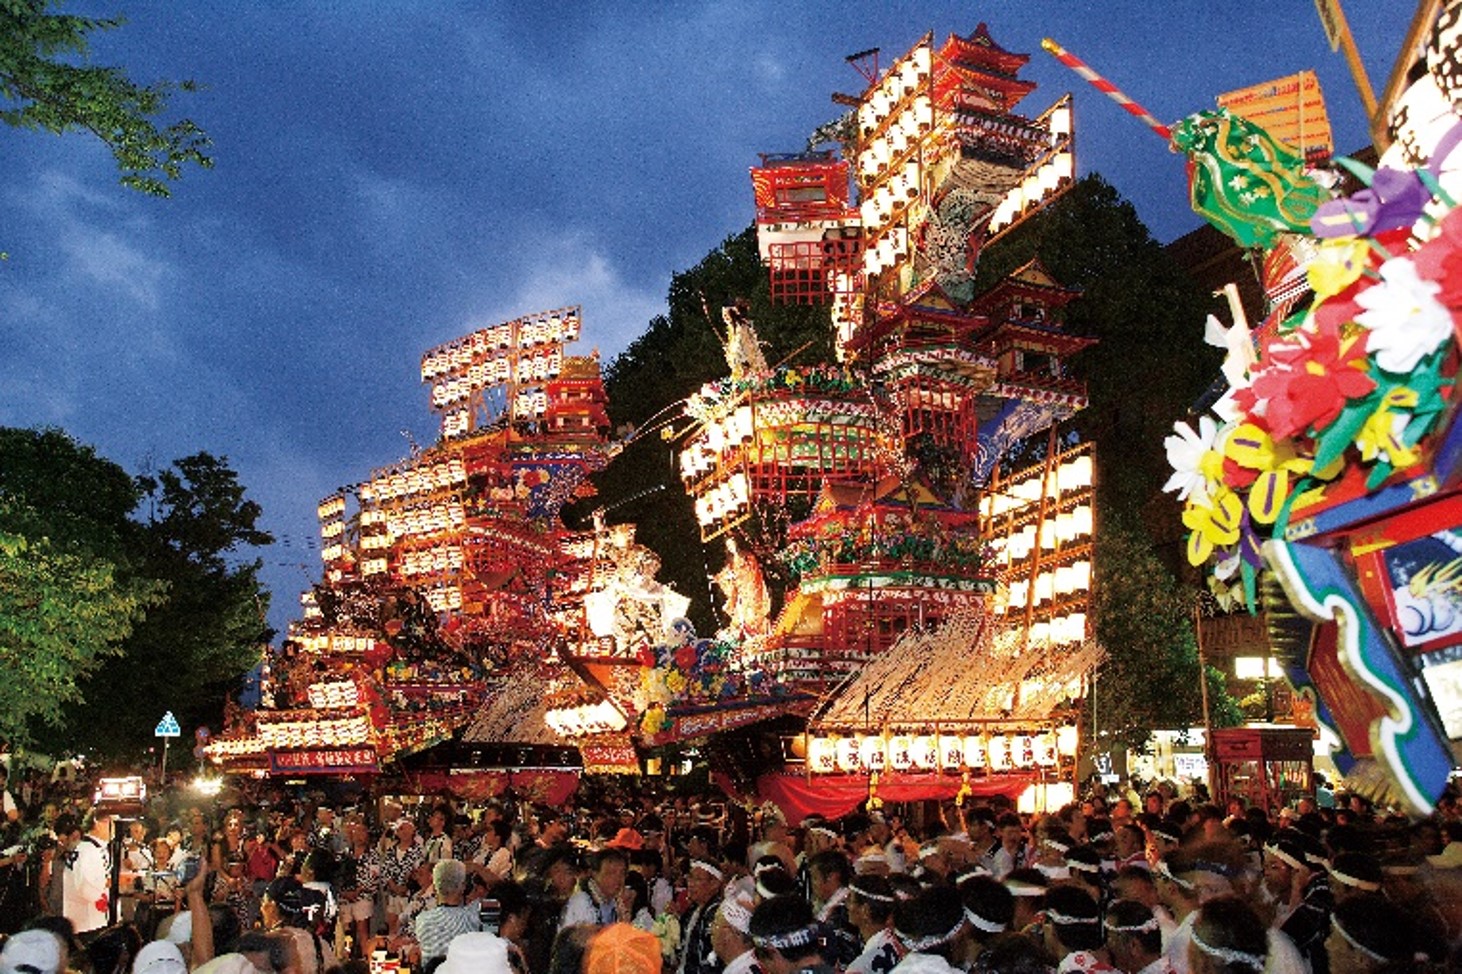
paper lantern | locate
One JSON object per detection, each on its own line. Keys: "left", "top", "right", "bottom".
{"left": 938, "top": 735, "right": 963, "bottom": 769}
{"left": 1056, "top": 725, "right": 1080, "bottom": 758}
{"left": 859, "top": 736, "right": 888, "bottom": 772}
{"left": 836, "top": 737, "right": 863, "bottom": 772}
{"left": 911, "top": 736, "right": 938, "bottom": 770}
{"left": 962, "top": 735, "right": 986, "bottom": 769}
{"left": 808, "top": 737, "right": 837, "bottom": 774}
{"left": 1058, "top": 454, "right": 1093, "bottom": 492}
{"left": 1034, "top": 733, "right": 1058, "bottom": 767}
{"left": 888, "top": 735, "right": 914, "bottom": 770}
{"left": 1010, "top": 735, "right": 1034, "bottom": 768}
{"left": 987, "top": 735, "right": 1010, "bottom": 771}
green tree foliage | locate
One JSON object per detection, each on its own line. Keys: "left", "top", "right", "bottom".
{"left": 1090, "top": 512, "right": 1242, "bottom": 752}
{"left": 66, "top": 452, "right": 274, "bottom": 754}
{"left": 0, "top": 0, "right": 211, "bottom": 196}
{"left": 0, "top": 428, "right": 162, "bottom": 745}
{"left": 975, "top": 175, "right": 1222, "bottom": 512}
{"left": 0, "top": 428, "right": 270, "bottom": 756}
{"left": 977, "top": 175, "right": 1240, "bottom": 747}
{"left": 587, "top": 226, "right": 832, "bottom": 633}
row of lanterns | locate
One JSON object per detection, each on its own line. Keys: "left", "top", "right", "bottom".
{"left": 991, "top": 506, "right": 1093, "bottom": 562}
{"left": 857, "top": 45, "right": 933, "bottom": 136}
{"left": 806, "top": 727, "right": 1078, "bottom": 774}
{"left": 1004, "top": 561, "right": 1093, "bottom": 605}
{"left": 420, "top": 308, "right": 581, "bottom": 380}
{"left": 982, "top": 451, "right": 1094, "bottom": 518}
{"left": 987, "top": 151, "right": 1075, "bottom": 234}
{"left": 693, "top": 472, "right": 752, "bottom": 528}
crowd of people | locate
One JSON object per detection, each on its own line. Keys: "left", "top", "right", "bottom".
{"left": 0, "top": 765, "right": 1458, "bottom": 974}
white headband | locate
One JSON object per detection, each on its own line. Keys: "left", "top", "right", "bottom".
{"left": 1189, "top": 926, "right": 1264, "bottom": 971}
{"left": 897, "top": 916, "right": 967, "bottom": 952}
{"left": 1005, "top": 880, "right": 1046, "bottom": 897}
{"left": 963, "top": 907, "right": 1006, "bottom": 934}
{"left": 849, "top": 881, "right": 894, "bottom": 903}
{"left": 691, "top": 859, "right": 725, "bottom": 880}
{"left": 1329, "top": 915, "right": 1385, "bottom": 963}
{"left": 1328, "top": 868, "right": 1380, "bottom": 892}
{"left": 1264, "top": 844, "right": 1304, "bottom": 871}
{"left": 1045, "top": 909, "right": 1099, "bottom": 925}
{"left": 1105, "top": 916, "right": 1159, "bottom": 934}
{"left": 718, "top": 894, "right": 753, "bottom": 934}
{"left": 1154, "top": 859, "right": 1194, "bottom": 890}
{"left": 809, "top": 826, "right": 838, "bottom": 839}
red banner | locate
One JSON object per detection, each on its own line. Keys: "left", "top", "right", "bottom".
{"left": 648, "top": 701, "right": 812, "bottom": 746}
{"left": 580, "top": 736, "right": 640, "bottom": 775}
{"left": 269, "top": 748, "right": 378, "bottom": 776}
{"left": 751, "top": 770, "right": 1033, "bottom": 822}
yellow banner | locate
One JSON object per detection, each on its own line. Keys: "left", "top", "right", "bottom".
{"left": 1218, "top": 70, "right": 1333, "bottom": 163}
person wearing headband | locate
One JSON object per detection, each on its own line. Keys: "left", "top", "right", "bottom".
{"left": 749, "top": 895, "right": 829, "bottom": 974}
{"left": 1153, "top": 851, "right": 1200, "bottom": 974}
{"left": 846, "top": 875, "right": 901, "bottom": 974}
{"left": 1323, "top": 852, "right": 1381, "bottom": 904}
{"left": 711, "top": 891, "right": 759, "bottom": 974}
{"left": 808, "top": 851, "right": 859, "bottom": 969}
{"left": 1187, "top": 897, "right": 1266, "bottom": 974}
{"left": 958, "top": 876, "right": 1013, "bottom": 969}
{"left": 1324, "top": 895, "right": 1430, "bottom": 974}
{"left": 1002, "top": 869, "right": 1047, "bottom": 935}
{"left": 677, "top": 860, "right": 727, "bottom": 974}
{"left": 1103, "top": 899, "right": 1168, "bottom": 974}
{"left": 890, "top": 885, "right": 968, "bottom": 974}
{"left": 1040, "top": 886, "right": 1115, "bottom": 973}
{"left": 798, "top": 822, "right": 840, "bottom": 904}
{"left": 1261, "top": 840, "right": 1331, "bottom": 974}
{"left": 753, "top": 867, "right": 798, "bottom": 905}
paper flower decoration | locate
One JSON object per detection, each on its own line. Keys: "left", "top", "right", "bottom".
{"left": 1167, "top": 110, "right": 1462, "bottom": 607}
{"left": 1162, "top": 415, "right": 1224, "bottom": 502}
{"left": 1355, "top": 256, "right": 1452, "bottom": 374}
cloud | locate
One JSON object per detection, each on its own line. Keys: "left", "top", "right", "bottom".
{"left": 23, "top": 171, "right": 172, "bottom": 310}
{"left": 466, "top": 228, "right": 665, "bottom": 363}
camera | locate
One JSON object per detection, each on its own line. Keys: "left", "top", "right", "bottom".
{"left": 478, "top": 897, "right": 501, "bottom": 935}
{"left": 176, "top": 856, "right": 201, "bottom": 884}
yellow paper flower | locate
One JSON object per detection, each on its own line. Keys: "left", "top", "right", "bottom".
{"left": 1307, "top": 237, "right": 1370, "bottom": 299}
{"left": 1182, "top": 488, "right": 1243, "bottom": 565}
{"left": 1221, "top": 423, "right": 1314, "bottom": 524}
{"left": 1355, "top": 387, "right": 1423, "bottom": 467}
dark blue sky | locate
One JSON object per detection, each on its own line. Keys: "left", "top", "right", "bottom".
{"left": 1, "top": 2, "right": 1407, "bottom": 634}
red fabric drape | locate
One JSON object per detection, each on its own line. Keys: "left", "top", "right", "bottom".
{"left": 748, "top": 771, "right": 1034, "bottom": 822}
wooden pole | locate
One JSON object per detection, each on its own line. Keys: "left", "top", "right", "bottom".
{"left": 1325, "top": 0, "right": 1379, "bottom": 121}
{"left": 1370, "top": 0, "right": 1444, "bottom": 152}
{"left": 1193, "top": 602, "right": 1216, "bottom": 799}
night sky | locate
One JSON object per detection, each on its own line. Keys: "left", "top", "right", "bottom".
{"left": 1, "top": 2, "right": 1409, "bottom": 634}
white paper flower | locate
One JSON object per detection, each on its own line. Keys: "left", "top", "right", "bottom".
{"left": 1356, "top": 256, "right": 1452, "bottom": 374}
{"left": 1163, "top": 414, "right": 1222, "bottom": 502}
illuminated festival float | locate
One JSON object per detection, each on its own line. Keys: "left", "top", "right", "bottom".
{"left": 1113, "top": 4, "right": 1462, "bottom": 814}
{"left": 208, "top": 22, "right": 1106, "bottom": 811}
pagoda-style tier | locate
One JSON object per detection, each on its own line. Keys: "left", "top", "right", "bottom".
{"left": 849, "top": 22, "right": 1074, "bottom": 308}
{"left": 680, "top": 365, "right": 900, "bottom": 543}
{"left": 935, "top": 23, "right": 1035, "bottom": 107}
{"left": 750, "top": 152, "right": 862, "bottom": 306}
{"left": 756, "top": 476, "right": 998, "bottom": 692}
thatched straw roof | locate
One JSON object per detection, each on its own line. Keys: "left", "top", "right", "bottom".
{"left": 812, "top": 612, "right": 1105, "bottom": 731}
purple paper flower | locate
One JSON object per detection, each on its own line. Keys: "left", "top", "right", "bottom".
{"left": 1312, "top": 166, "right": 1431, "bottom": 237}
